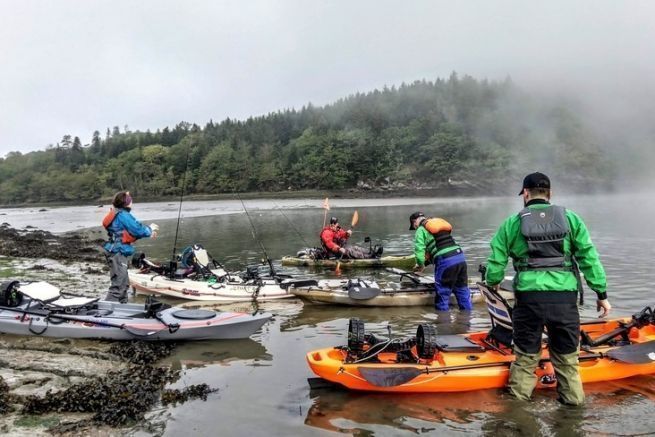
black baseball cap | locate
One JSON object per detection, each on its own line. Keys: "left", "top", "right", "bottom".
{"left": 408, "top": 211, "right": 425, "bottom": 230}
{"left": 519, "top": 172, "right": 551, "bottom": 195}
{"left": 329, "top": 217, "right": 339, "bottom": 225}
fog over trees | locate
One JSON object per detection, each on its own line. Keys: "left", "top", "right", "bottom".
{"left": 0, "top": 74, "right": 615, "bottom": 204}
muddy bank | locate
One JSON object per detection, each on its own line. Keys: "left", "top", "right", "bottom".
{"left": 0, "top": 223, "right": 103, "bottom": 264}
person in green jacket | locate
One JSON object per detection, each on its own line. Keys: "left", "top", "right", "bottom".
{"left": 485, "top": 172, "right": 611, "bottom": 406}
{"left": 409, "top": 212, "right": 472, "bottom": 311}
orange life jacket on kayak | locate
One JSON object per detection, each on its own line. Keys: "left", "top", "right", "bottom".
{"left": 102, "top": 209, "right": 138, "bottom": 244}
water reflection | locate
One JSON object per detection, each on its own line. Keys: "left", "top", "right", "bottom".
{"left": 306, "top": 380, "right": 655, "bottom": 436}
{"left": 160, "top": 339, "right": 271, "bottom": 370}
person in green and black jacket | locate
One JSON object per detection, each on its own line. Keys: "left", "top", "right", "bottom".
{"left": 409, "top": 212, "right": 472, "bottom": 311}
{"left": 485, "top": 172, "right": 611, "bottom": 406}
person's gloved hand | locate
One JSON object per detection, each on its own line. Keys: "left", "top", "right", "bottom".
{"left": 338, "top": 247, "right": 346, "bottom": 255}
{"left": 346, "top": 229, "right": 353, "bottom": 236}
{"left": 150, "top": 223, "right": 159, "bottom": 238}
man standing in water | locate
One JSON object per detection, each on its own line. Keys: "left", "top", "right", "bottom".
{"left": 409, "top": 212, "right": 472, "bottom": 311}
{"left": 102, "top": 191, "right": 158, "bottom": 303}
{"left": 485, "top": 172, "right": 611, "bottom": 405}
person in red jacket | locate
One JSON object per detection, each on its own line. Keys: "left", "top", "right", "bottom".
{"left": 320, "top": 217, "right": 351, "bottom": 255}
{"left": 320, "top": 217, "right": 368, "bottom": 259}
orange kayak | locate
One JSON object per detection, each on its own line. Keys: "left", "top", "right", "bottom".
{"left": 307, "top": 315, "right": 655, "bottom": 393}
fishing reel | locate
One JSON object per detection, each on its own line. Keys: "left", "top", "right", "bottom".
{"left": 416, "top": 324, "right": 437, "bottom": 359}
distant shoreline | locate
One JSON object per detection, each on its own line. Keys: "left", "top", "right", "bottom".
{"left": 0, "top": 186, "right": 482, "bottom": 209}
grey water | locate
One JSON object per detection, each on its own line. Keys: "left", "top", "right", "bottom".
{"left": 3, "top": 193, "right": 655, "bottom": 436}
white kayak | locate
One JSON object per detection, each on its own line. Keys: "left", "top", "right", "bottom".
{"left": 129, "top": 270, "right": 307, "bottom": 302}
{"left": 0, "top": 281, "right": 271, "bottom": 341}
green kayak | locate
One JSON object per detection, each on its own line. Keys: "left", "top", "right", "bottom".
{"left": 281, "top": 255, "right": 415, "bottom": 269}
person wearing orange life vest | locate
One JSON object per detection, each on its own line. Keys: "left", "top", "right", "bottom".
{"left": 102, "top": 191, "right": 158, "bottom": 303}
{"left": 320, "top": 217, "right": 369, "bottom": 259}
{"left": 409, "top": 212, "right": 472, "bottom": 311}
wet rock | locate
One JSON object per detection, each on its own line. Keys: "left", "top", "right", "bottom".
{"left": 0, "top": 224, "right": 102, "bottom": 263}
{"left": 22, "top": 365, "right": 179, "bottom": 427}
{"left": 0, "top": 376, "right": 12, "bottom": 414}
{"left": 0, "top": 346, "right": 122, "bottom": 378}
{"left": 109, "top": 341, "right": 177, "bottom": 365}
{"left": 0, "top": 369, "right": 68, "bottom": 398}
{"left": 161, "top": 384, "right": 216, "bottom": 406}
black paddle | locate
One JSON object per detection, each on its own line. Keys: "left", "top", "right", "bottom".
{"left": 0, "top": 304, "right": 166, "bottom": 337}
{"left": 605, "top": 340, "right": 655, "bottom": 364}
{"left": 357, "top": 341, "right": 655, "bottom": 387}
{"left": 385, "top": 267, "right": 432, "bottom": 285}
{"left": 48, "top": 313, "right": 166, "bottom": 337}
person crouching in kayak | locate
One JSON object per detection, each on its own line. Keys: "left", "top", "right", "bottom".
{"left": 320, "top": 217, "right": 368, "bottom": 259}
{"left": 103, "top": 191, "right": 159, "bottom": 303}
{"left": 409, "top": 212, "right": 472, "bottom": 311}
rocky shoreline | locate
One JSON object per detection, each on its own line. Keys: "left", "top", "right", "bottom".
{"left": 0, "top": 225, "right": 214, "bottom": 435}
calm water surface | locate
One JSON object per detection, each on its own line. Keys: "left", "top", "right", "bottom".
{"left": 4, "top": 194, "right": 655, "bottom": 436}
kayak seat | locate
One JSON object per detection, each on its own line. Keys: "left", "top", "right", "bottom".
{"left": 19, "top": 281, "right": 62, "bottom": 303}
{"left": 47, "top": 296, "right": 100, "bottom": 310}
{"left": 434, "top": 335, "right": 485, "bottom": 352}
{"left": 480, "top": 283, "right": 514, "bottom": 348}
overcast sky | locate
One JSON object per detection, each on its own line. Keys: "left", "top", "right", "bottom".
{"left": 1, "top": 0, "right": 653, "bottom": 156}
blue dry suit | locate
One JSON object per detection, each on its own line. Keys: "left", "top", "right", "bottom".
{"left": 434, "top": 250, "right": 472, "bottom": 311}
{"left": 103, "top": 209, "right": 152, "bottom": 256}
{"left": 414, "top": 224, "right": 472, "bottom": 311}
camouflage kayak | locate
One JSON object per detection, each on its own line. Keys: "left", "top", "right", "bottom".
{"left": 281, "top": 255, "right": 415, "bottom": 269}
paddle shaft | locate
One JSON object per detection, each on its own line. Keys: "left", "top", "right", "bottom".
{"left": 0, "top": 304, "right": 162, "bottom": 335}
{"left": 362, "top": 352, "right": 605, "bottom": 379}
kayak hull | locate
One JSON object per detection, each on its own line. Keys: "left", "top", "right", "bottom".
{"left": 307, "top": 319, "right": 655, "bottom": 392}
{"left": 290, "top": 281, "right": 514, "bottom": 307}
{"left": 0, "top": 300, "right": 271, "bottom": 341}
{"left": 129, "top": 272, "right": 293, "bottom": 302}
{"left": 281, "top": 255, "right": 415, "bottom": 269}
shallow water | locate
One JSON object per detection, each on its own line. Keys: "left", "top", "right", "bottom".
{"left": 2, "top": 193, "right": 655, "bottom": 436}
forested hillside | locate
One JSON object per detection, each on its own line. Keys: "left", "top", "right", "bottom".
{"left": 0, "top": 73, "right": 612, "bottom": 204}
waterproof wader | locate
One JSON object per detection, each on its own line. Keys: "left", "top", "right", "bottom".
{"left": 343, "top": 246, "right": 370, "bottom": 259}
{"left": 508, "top": 291, "right": 585, "bottom": 405}
{"left": 434, "top": 249, "right": 472, "bottom": 311}
{"left": 105, "top": 252, "right": 129, "bottom": 303}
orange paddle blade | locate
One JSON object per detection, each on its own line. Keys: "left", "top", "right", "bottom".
{"left": 335, "top": 261, "right": 342, "bottom": 275}
{"left": 351, "top": 210, "right": 359, "bottom": 227}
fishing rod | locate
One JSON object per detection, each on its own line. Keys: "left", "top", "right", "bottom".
{"left": 238, "top": 194, "right": 276, "bottom": 276}
{"left": 170, "top": 144, "right": 192, "bottom": 273}
{"left": 274, "top": 202, "right": 312, "bottom": 247}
